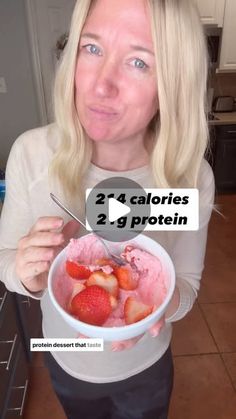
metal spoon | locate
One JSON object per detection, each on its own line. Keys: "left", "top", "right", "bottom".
{"left": 50, "top": 193, "right": 126, "bottom": 266}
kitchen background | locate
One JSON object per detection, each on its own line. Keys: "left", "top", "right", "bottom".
{"left": 0, "top": 0, "right": 236, "bottom": 418}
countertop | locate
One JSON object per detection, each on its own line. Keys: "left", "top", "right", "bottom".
{"left": 209, "top": 112, "right": 236, "bottom": 125}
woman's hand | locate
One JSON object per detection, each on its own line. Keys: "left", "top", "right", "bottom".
{"left": 16, "top": 217, "right": 79, "bottom": 293}
{"left": 164, "top": 286, "right": 180, "bottom": 320}
{"left": 76, "top": 318, "right": 165, "bottom": 352}
{"left": 111, "top": 287, "right": 181, "bottom": 350}
{"left": 111, "top": 317, "right": 165, "bottom": 351}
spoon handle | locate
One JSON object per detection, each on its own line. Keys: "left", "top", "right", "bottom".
{"left": 50, "top": 193, "right": 87, "bottom": 230}
{"left": 50, "top": 192, "right": 110, "bottom": 255}
{"left": 50, "top": 192, "right": 126, "bottom": 266}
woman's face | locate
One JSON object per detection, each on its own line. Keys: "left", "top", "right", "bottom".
{"left": 75, "top": 0, "right": 158, "bottom": 144}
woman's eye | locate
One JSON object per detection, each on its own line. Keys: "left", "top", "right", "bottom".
{"left": 132, "top": 58, "right": 148, "bottom": 70}
{"left": 84, "top": 44, "right": 101, "bottom": 56}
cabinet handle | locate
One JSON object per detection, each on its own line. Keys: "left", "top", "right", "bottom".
{"left": 7, "top": 379, "right": 29, "bottom": 416}
{"left": 227, "top": 130, "right": 236, "bottom": 134}
{"left": 21, "top": 296, "right": 31, "bottom": 307}
{"left": 20, "top": 379, "right": 29, "bottom": 416}
{"left": 0, "top": 291, "right": 7, "bottom": 312}
{"left": 0, "top": 334, "right": 18, "bottom": 370}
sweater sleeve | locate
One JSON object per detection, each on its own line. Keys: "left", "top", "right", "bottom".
{"left": 0, "top": 136, "right": 45, "bottom": 300}
{"left": 166, "top": 160, "right": 215, "bottom": 323}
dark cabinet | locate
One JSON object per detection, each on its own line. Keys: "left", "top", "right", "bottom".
{"left": 209, "top": 124, "right": 236, "bottom": 193}
{"left": 0, "top": 283, "right": 27, "bottom": 419}
{"left": 0, "top": 289, "right": 20, "bottom": 417}
{"left": 3, "top": 345, "right": 28, "bottom": 419}
{"left": 14, "top": 294, "right": 42, "bottom": 361}
{"left": 0, "top": 282, "right": 42, "bottom": 418}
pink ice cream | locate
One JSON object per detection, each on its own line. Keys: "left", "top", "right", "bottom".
{"left": 53, "top": 234, "right": 168, "bottom": 327}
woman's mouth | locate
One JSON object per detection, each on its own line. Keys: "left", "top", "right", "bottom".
{"left": 88, "top": 106, "right": 119, "bottom": 121}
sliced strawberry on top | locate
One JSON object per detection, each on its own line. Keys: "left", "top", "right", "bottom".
{"left": 94, "top": 258, "right": 118, "bottom": 270}
{"left": 109, "top": 295, "right": 118, "bottom": 310}
{"left": 124, "top": 297, "right": 153, "bottom": 325}
{"left": 86, "top": 271, "right": 119, "bottom": 297}
{"left": 70, "top": 285, "right": 112, "bottom": 326}
{"left": 68, "top": 282, "right": 86, "bottom": 310}
{"left": 65, "top": 260, "right": 92, "bottom": 279}
{"left": 113, "top": 266, "right": 138, "bottom": 290}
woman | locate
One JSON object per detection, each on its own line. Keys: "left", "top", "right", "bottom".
{"left": 0, "top": 0, "right": 215, "bottom": 418}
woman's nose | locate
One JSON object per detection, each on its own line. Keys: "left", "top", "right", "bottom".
{"left": 94, "top": 60, "right": 119, "bottom": 99}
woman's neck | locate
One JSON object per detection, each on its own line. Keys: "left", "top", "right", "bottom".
{"left": 91, "top": 135, "right": 153, "bottom": 171}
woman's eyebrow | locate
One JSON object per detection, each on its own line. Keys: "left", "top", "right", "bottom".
{"left": 80, "top": 33, "right": 154, "bottom": 56}
{"left": 80, "top": 33, "right": 100, "bottom": 40}
{"left": 130, "top": 45, "right": 154, "bottom": 56}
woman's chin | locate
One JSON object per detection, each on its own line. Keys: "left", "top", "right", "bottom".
{"left": 81, "top": 117, "right": 120, "bottom": 143}
{"left": 86, "top": 128, "right": 115, "bottom": 143}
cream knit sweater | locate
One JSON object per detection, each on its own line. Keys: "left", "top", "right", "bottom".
{"left": 0, "top": 124, "right": 215, "bottom": 383}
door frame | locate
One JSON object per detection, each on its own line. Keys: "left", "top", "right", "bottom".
{"left": 24, "top": 0, "right": 48, "bottom": 125}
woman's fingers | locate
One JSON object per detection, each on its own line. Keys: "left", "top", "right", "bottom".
{"left": 29, "top": 216, "right": 64, "bottom": 234}
{"left": 18, "top": 231, "right": 64, "bottom": 250}
{"left": 16, "top": 218, "right": 80, "bottom": 293}
{"left": 18, "top": 246, "right": 55, "bottom": 264}
{"left": 62, "top": 220, "right": 80, "bottom": 245}
{"left": 16, "top": 216, "right": 65, "bottom": 292}
{"left": 16, "top": 248, "right": 51, "bottom": 282}
{"left": 111, "top": 320, "right": 165, "bottom": 352}
{"left": 111, "top": 334, "right": 144, "bottom": 352}
{"left": 21, "top": 261, "right": 51, "bottom": 282}
{"left": 148, "top": 318, "right": 165, "bottom": 337}
{"left": 19, "top": 219, "right": 79, "bottom": 250}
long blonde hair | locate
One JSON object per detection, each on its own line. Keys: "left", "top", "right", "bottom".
{"left": 50, "top": 0, "right": 210, "bottom": 201}
{"left": 149, "top": 0, "right": 209, "bottom": 187}
{"left": 50, "top": 0, "right": 92, "bottom": 204}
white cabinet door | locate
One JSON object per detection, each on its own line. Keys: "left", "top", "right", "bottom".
{"left": 195, "top": 0, "right": 225, "bottom": 26}
{"left": 26, "top": 0, "right": 76, "bottom": 122}
{"left": 219, "top": 0, "right": 236, "bottom": 71}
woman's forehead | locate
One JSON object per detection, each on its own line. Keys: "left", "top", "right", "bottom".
{"left": 82, "top": 0, "right": 153, "bottom": 44}
{"left": 87, "top": 0, "right": 148, "bottom": 15}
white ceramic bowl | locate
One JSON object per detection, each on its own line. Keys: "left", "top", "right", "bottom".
{"left": 48, "top": 233, "right": 175, "bottom": 341}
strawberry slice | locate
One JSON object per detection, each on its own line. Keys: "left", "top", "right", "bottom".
{"left": 65, "top": 260, "right": 92, "bottom": 279}
{"left": 70, "top": 285, "right": 112, "bottom": 326}
{"left": 86, "top": 271, "right": 119, "bottom": 297}
{"left": 124, "top": 297, "right": 153, "bottom": 325}
{"left": 109, "top": 295, "right": 118, "bottom": 310}
{"left": 94, "top": 258, "right": 118, "bottom": 270}
{"left": 68, "top": 282, "right": 86, "bottom": 310}
{"left": 113, "top": 266, "right": 138, "bottom": 290}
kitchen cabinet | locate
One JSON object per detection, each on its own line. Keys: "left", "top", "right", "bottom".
{"left": 0, "top": 283, "right": 28, "bottom": 419}
{"left": 3, "top": 345, "right": 29, "bottom": 419}
{"left": 210, "top": 125, "right": 236, "bottom": 192}
{"left": 218, "top": 0, "right": 236, "bottom": 71}
{"left": 0, "top": 281, "right": 42, "bottom": 418}
{"left": 195, "top": 0, "right": 225, "bottom": 26}
{"left": 14, "top": 294, "right": 42, "bottom": 361}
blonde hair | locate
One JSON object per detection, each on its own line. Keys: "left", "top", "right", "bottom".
{"left": 50, "top": 0, "right": 92, "bottom": 205}
{"left": 50, "top": 0, "right": 210, "bottom": 202}
{"left": 149, "top": 0, "right": 209, "bottom": 187}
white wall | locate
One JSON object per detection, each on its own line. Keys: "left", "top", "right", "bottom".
{"left": 0, "top": 0, "right": 40, "bottom": 168}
